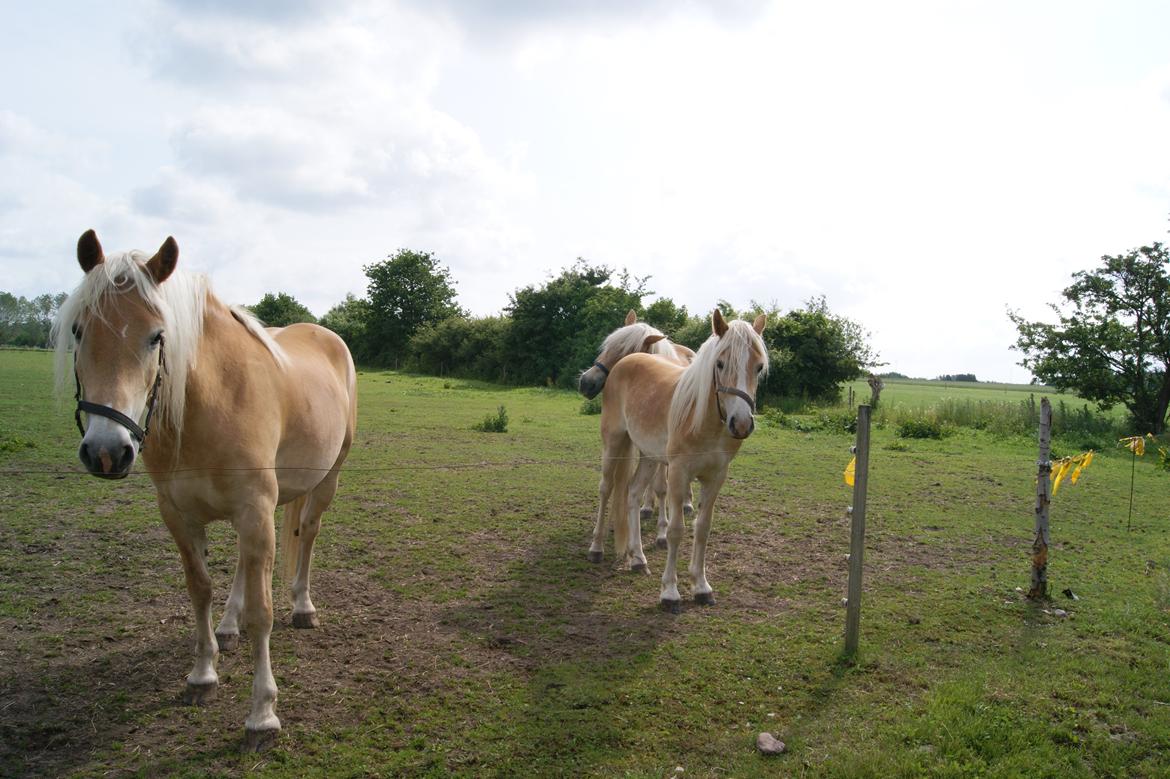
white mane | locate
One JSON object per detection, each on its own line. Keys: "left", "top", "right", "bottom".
{"left": 669, "top": 319, "right": 768, "bottom": 436}
{"left": 598, "top": 322, "right": 673, "bottom": 361}
{"left": 52, "top": 250, "right": 286, "bottom": 436}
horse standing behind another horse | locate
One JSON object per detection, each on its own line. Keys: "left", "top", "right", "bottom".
{"left": 597, "top": 309, "right": 767, "bottom": 610}
{"left": 579, "top": 310, "right": 695, "bottom": 559}
{"left": 53, "top": 230, "right": 357, "bottom": 751}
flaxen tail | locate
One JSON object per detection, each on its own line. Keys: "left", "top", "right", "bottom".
{"left": 609, "top": 436, "right": 635, "bottom": 561}
{"left": 281, "top": 494, "right": 308, "bottom": 584}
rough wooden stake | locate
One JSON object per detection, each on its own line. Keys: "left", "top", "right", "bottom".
{"left": 1028, "top": 397, "right": 1052, "bottom": 600}
{"left": 844, "top": 405, "right": 871, "bottom": 658}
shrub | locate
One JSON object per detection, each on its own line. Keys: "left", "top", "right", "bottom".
{"left": 472, "top": 405, "right": 509, "bottom": 433}
{"left": 896, "top": 418, "right": 949, "bottom": 439}
{"left": 579, "top": 396, "right": 602, "bottom": 415}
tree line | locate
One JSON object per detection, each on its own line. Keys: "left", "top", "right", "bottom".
{"left": 0, "top": 292, "right": 68, "bottom": 348}
{"left": 254, "top": 251, "right": 879, "bottom": 406}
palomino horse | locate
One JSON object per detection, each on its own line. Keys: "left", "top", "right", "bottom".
{"left": 579, "top": 311, "right": 695, "bottom": 559}
{"left": 597, "top": 310, "right": 767, "bottom": 610}
{"left": 53, "top": 231, "right": 357, "bottom": 750}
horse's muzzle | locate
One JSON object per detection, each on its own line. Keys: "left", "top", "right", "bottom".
{"left": 727, "top": 414, "right": 755, "bottom": 440}
{"left": 578, "top": 369, "right": 605, "bottom": 400}
{"left": 79, "top": 440, "right": 136, "bottom": 479}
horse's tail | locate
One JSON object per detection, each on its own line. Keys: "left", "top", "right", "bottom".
{"left": 281, "top": 494, "right": 308, "bottom": 584}
{"left": 609, "top": 435, "right": 635, "bottom": 561}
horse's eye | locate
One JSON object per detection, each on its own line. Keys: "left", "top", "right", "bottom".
{"left": 716, "top": 360, "right": 725, "bottom": 371}
{"left": 71, "top": 323, "right": 82, "bottom": 339}
{"left": 756, "top": 364, "right": 764, "bottom": 374}
{"left": 150, "top": 331, "right": 164, "bottom": 346}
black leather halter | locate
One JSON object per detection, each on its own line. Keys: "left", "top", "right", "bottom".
{"left": 74, "top": 335, "right": 166, "bottom": 450}
{"left": 591, "top": 360, "right": 610, "bottom": 376}
{"left": 713, "top": 364, "right": 756, "bottom": 423}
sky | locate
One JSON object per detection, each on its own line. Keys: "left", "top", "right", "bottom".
{"left": 2, "top": 0, "right": 1169, "bottom": 382}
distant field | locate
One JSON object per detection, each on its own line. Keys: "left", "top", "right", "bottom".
{"left": 3, "top": 350, "right": 1170, "bottom": 777}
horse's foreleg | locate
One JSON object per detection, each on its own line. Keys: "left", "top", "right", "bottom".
{"left": 689, "top": 470, "right": 727, "bottom": 606}
{"left": 659, "top": 465, "right": 690, "bottom": 611}
{"left": 290, "top": 471, "right": 340, "bottom": 629}
{"left": 160, "top": 503, "right": 219, "bottom": 704}
{"left": 234, "top": 505, "right": 280, "bottom": 750}
{"left": 588, "top": 452, "right": 620, "bottom": 563}
{"left": 214, "top": 542, "right": 244, "bottom": 652}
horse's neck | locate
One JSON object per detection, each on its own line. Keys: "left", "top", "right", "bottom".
{"left": 142, "top": 296, "right": 269, "bottom": 464}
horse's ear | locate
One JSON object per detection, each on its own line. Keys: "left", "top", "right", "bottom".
{"left": 77, "top": 230, "right": 104, "bottom": 273}
{"left": 642, "top": 333, "right": 666, "bottom": 350}
{"left": 146, "top": 236, "right": 179, "bottom": 283}
{"left": 625, "top": 310, "right": 637, "bottom": 326}
{"left": 712, "top": 308, "right": 729, "bottom": 337}
{"left": 752, "top": 313, "right": 767, "bottom": 335}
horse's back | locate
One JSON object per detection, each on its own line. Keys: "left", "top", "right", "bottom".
{"left": 603, "top": 353, "right": 681, "bottom": 452}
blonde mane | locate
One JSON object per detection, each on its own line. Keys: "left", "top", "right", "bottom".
{"left": 669, "top": 319, "right": 768, "bottom": 436}
{"left": 598, "top": 322, "right": 673, "bottom": 361}
{"left": 52, "top": 250, "right": 287, "bottom": 436}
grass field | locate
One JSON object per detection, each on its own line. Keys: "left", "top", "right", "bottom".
{"left": 3, "top": 350, "right": 1170, "bottom": 777}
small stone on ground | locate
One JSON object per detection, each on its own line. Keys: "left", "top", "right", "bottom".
{"left": 756, "top": 732, "right": 786, "bottom": 755}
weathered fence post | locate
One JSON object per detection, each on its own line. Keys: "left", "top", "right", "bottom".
{"left": 1028, "top": 397, "right": 1053, "bottom": 600}
{"left": 844, "top": 404, "right": 871, "bottom": 658}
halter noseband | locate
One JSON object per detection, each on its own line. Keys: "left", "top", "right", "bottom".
{"left": 74, "top": 335, "right": 166, "bottom": 450}
{"left": 591, "top": 360, "right": 610, "bottom": 376}
{"left": 713, "top": 364, "right": 756, "bottom": 423}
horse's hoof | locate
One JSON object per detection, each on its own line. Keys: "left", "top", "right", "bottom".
{"left": 694, "top": 592, "right": 717, "bottom": 607}
{"left": 660, "top": 598, "right": 682, "bottom": 615}
{"left": 587, "top": 550, "right": 604, "bottom": 564}
{"left": 655, "top": 538, "right": 668, "bottom": 550}
{"left": 216, "top": 632, "right": 240, "bottom": 652}
{"left": 683, "top": 503, "right": 695, "bottom": 517}
{"left": 631, "top": 562, "right": 652, "bottom": 575}
{"left": 639, "top": 507, "right": 653, "bottom": 520}
{"left": 182, "top": 681, "right": 217, "bottom": 706}
{"left": 243, "top": 727, "right": 280, "bottom": 753}
{"left": 292, "top": 611, "right": 320, "bottom": 629}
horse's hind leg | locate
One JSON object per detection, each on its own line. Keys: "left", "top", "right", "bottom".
{"left": 214, "top": 544, "right": 245, "bottom": 652}
{"left": 652, "top": 464, "right": 669, "bottom": 549}
{"left": 625, "top": 456, "right": 657, "bottom": 573}
{"left": 159, "top": 502, "right": 219, "bottom": 704}
{"left": 287, "top": 471, "right": 341, "bottom": 629}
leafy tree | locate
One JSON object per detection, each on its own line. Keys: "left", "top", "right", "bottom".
{"left": 0, "top": 291, "right": 66, "bottom": 347}
{"left": 364, "top": 249, "right": 464, "bottom": 366}
{"left": 319, "top": 293, "right": 373, "bottom": 363}
{"left": 506, "top": 260, "right": 646, "bottom": 387}
{"left": 762, "top": 296, "right": 877, "bottom": 403}
{"left": 249, "top": 292, "right": 317, "bottom": 327}
{"left": 641, "top": 297, "right": 689, "bottom": 336}
{"left": 407, "top": 316, "right": 513, "bottom": 382}
{"left": 1010, "top": 242, "right": 1170, "bottom": 433}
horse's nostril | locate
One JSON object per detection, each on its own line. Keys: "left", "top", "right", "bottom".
{"left": 117, "top": 444, "right": 135, "bottom": 472}
{"left": 79, "top": 442, "right": 93, "bottom": 469}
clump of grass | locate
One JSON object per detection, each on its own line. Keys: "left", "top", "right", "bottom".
{"left": 579, "top": 396, "right": 602, "bottom": 415}
{"left": 0, "top": 436, "right": 35, "bottom": 453}
{"left": 472, "top": 405, "right": 509, "bottom": 433}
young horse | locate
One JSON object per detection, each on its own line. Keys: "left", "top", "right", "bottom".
{"left": 599, "top": 310, "right": 767, "bottom": 610}
{"left": 579, "top": 311, "right": 695, "bottom": 560}
{"left": 53, "top": 230, "right": 357, "bottom": 750}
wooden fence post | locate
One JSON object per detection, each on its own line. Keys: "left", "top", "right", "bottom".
{"left": 1028, "top": 397, "right": 1052, "bottom": 600}
{"left": 844, "top": 404, "right": 871, "bottom": 658}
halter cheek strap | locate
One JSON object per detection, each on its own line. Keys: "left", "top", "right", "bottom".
{"left": 591, "top": 360, "right": 610, "bottom": 376}
{"left": 713, "top": 365, "right": 756, "bottom": 423}
{"left": 74, "top": 336, "right": 166, "bottom": 450}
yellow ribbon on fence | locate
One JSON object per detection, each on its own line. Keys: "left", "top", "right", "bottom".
{"left": 844, "top": 456, "right": 856, "bottom": 487}
{"left": 1051, "top": 450, "right": 1094, "bottom": 495}
{"left": 1119, "top": 434, "right": 1153, "bottom": 457}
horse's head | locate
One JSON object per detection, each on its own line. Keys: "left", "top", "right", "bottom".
{"left": 58, "top": 230, "right": 178, "bottom": 478}
{"left": 709, "top": 309, "right": 768, "bottom": 439}
{"left": 578, "top": 310, "right": 666, "bottom": 399}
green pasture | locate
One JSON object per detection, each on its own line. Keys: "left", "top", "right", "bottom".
{"left": 2, "top": 350, "right": 1170, "bottom": 777}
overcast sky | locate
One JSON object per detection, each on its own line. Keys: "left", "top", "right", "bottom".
{"left": 2, "top": 1, "right": 1169, "bottom": 381}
